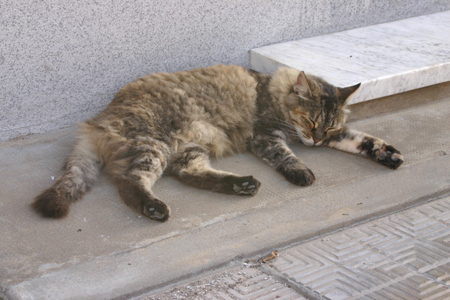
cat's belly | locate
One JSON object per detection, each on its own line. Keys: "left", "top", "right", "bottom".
{"left": 171, "top": 120, "right": 248, "bottom": 157}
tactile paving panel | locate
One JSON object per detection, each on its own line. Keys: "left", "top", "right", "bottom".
{"left": 270, "top": 196, "right": 450, "bottom": 300}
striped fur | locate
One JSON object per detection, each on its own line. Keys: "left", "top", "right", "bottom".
{"left": 33, "top": 65, "right": 403, "bottom": 221}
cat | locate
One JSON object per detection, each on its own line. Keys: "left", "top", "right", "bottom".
{"left": 32, "top": 65, "right": 403, "bottom": 222}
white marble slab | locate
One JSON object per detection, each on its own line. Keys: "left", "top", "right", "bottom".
{"left": 250, "top": 11, "right": 450, "bottom": 104}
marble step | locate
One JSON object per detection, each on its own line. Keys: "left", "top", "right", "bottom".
{"left": 250, "top": 10, "right": 450, "bottom": 104}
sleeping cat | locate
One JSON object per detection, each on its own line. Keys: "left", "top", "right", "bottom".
{"left": 32, "top": 65, "right": 403, "bottom": 222}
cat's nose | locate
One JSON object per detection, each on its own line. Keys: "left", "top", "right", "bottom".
{"left": 313, "top": 138, "right": 321, "bottom": 144}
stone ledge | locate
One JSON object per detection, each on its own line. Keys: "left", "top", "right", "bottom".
{"left": 250, "top": 11, "right": 450, "bottom": 104}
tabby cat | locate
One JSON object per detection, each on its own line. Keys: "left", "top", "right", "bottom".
{"left": 33, "top": 65, "right": 403, "bottom": 222}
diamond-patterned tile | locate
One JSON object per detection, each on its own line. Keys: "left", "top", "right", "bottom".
{"left": 418, "top": 198, "right": 450, "bottom": 223}
{"left": 272, "top": 238, "right": 413, "bottom": 299}
{"left": 424, "top": 262, "right": 450, "bottom": 286}
{"left": 270, "top": 197, "right": 450, "bottom": 299}
{"left": 355, "top": 275, "right": 450, "bottom": 300}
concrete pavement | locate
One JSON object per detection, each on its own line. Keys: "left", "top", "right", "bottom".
{"left": 1, "top": 84, "right": 449, "bottom": 300}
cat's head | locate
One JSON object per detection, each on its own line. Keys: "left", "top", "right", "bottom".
{"left": 285, "top": 71, "right": 360, "bottom": 146}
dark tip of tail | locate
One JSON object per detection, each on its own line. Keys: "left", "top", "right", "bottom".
{"left": 32, "top": 188, "right": 69, "bottom": 218}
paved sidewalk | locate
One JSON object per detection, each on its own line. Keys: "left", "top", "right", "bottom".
{"left": 146, "top": 195, "right": 450, "bottom": 300}
{"left": 1, "top": 85, "right": 449, "bottom": 300}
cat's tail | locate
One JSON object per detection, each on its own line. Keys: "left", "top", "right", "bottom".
{"left": 32, "top": 128, "right": 101, "bottom": 218}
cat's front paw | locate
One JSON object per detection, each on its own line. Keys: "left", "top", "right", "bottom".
{"left": 142, "top": 198, "right": 170, "bottom": 222}
{"left": 377, "top": 145, "right": 404, "bottom": 170}
{"left": 281, "top": 166, "right": 315, "bottom": 186}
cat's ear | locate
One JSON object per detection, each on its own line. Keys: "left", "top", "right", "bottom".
{"left": 294, "top": 71, "right": 311, "bottom": 98}
{"left": 339, "top": 83, "right": 361, "bottom": 104}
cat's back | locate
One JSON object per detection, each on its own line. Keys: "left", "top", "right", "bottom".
{"left": 95, "top": 65, "right": 258, "bottom": 156}
{"left": 111, "top": 65, "right": 257, "bottom": 109}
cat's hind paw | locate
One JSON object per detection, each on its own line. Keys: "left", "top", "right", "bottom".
{"left": 142, "top": 199, "right": 170, "bottom": 222}
{"left": 227, "top": 175, "right": 261, "bottom": 195}
{"left": 377, "top": 145, "right": 404, "bottom": 170}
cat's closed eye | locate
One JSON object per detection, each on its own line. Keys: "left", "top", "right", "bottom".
{"left": 325, "top": 127, "right": 340, "bottom": 135}
{"left": 303, "top": 117, "right": 315, "bottom": 129}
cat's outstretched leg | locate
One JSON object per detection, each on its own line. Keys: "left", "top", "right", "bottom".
{"left": 326, "top": 128, "right": 404, "bottom": 169}
{"left": 171, "top": 144, "right": 260, "bottom": 195}
{"left": 109, "top": 137, "right": 171, "bottom": 222}
{"left": 250, "top": 130, "right": 315, "bottom": 186}
{"left": 33, "top": 133, "right": 102, "bottom": 218}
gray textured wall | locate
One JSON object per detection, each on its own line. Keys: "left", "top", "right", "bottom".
{"left": 1, "top": 0, "right": 449, "bottom": 142}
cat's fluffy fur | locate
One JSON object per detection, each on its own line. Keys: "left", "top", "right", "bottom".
{"left": 33, "top": 65, "right": 403, "bottom": 221}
